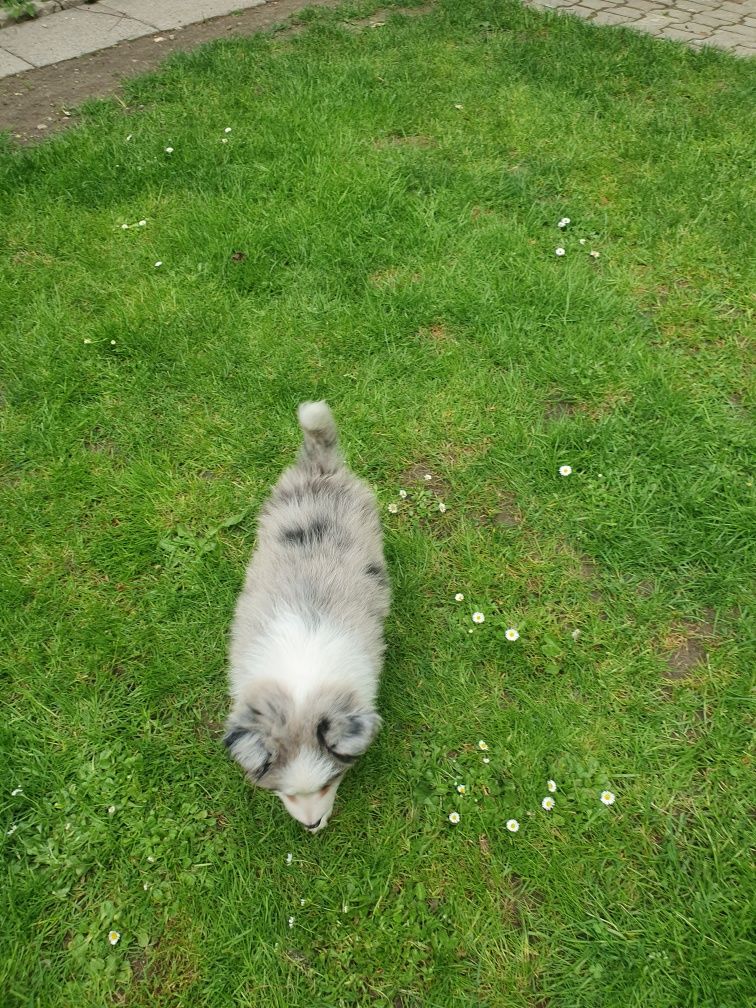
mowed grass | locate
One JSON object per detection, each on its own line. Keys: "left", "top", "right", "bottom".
{"left": 1, "top": 1, "right": 754, "bottom": 1005}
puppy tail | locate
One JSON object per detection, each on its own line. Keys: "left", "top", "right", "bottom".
{"left": 297, "top": 400, "right": 343, "bottom": 473}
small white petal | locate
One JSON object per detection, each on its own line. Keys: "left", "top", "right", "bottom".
{"left": 387, "top": 502, "right": 399, "bottom": 513}
{"left": 579, "top": 238, "right": 587, "bottom": 245}
{"left": 121, "top": 223, "right": 129, "bottom": 230}
{"left": 224, "top": 127, "right": 232, "bottom": 133}
{"left": 165, "top": 147, "right": 174, "bottom": 154}
{"left": 477, "top": 740, "right": 489, "bottom": 750}
{"left": 285, "top": 853, "right": 293, "bottom": 865}
{"left": 398, "top": 489, "right": 407, "bottom": 498}
{"left": 482, "top": 756, "right": 490, "bottom": 764}
{"left": 547, "top": 780, "right": 557, "bottom": 792}
{"left": 555, "top": 248, "right": 566, "bottom": 257}
{"left": 571, "top": 629, "right": 581, "bottom": 640}
{"left": 454, "top": 593, "right": 464, "bottom": 601}
{"left": 438, "top": 502, "right": 447, "bottom": 513}
{"left": 424, "top": 474, "right": 433, "bottom": 481}
{"left": 138, "top": 220, "right": 146, "bottom": 227}
{"left": 154, "top": 261, "right": 163, "bottom": 268}
{"left": 108, "top": 805, "right": 116, "bottom": 815}
{"left": 11, "top": 788, "right": 23, "bottom": 796}
{"left": 589, "top": 250, "right": 600, "bottom": 259}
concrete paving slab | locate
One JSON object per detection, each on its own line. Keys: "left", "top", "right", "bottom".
{"left": 0, "top": 47, "right": 34, "bottom": 75}
{"left": 0, "top": 8, "right": 153, "bottom": 68}
{"left": 97, "top": 0, "right": 266, "bottom": 32}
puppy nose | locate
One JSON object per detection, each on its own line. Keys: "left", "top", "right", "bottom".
{"left": 305, "top": 818, "right": 322, "bottom": 830}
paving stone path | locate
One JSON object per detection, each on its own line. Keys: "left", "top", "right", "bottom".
{"left": 0, "top": 0, "right": 753, "bottom": 80}
{"left": 526, "top": 0, "right": 756, "bottom": 56}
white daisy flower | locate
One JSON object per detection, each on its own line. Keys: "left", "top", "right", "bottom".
{"left": 482, "top": 756, "right": 490, "bottom": 764}
{"left": 541, "top": 796, "right": 555, "bottom": 811}
{"left": 121, "top": 223, "right": 129, "bottom": 230}
{"left": 472, "top": 612, "right": 485, "bottom": 624}
{"left": 424, "top": 474, "right": 433, "bottom": 481}
{"left": 11, "top": 788, "right": 23, "bottom": 797}
{"left": 138, "top": 220, "right": 146, "bottom": 227}
{"left": 108, "top": 931, "right": 120, "bottom": 945}
{"left": 288, "top": 916, "right": 295, "bottom": 928}
{"left": 506, "top": 819, "right": 520, "bottom": 833}
{"left": 398, "top": 489, "right": 407, "bottom": 498}
{"left": 224, "top": 127, "right": 232, "bottom": 133}
{"left": 221, "top": 138, "right": 229, "bottom": 144}
{"left": 571, "top": 629, "right": 581, "bottom": 640}
{"left": 448, "top": 811, "right": 460, "bottom": 824}
{"left": 454, "top": 593, "right": 464, "bottom": 602}
{"left": 547, "top": 780, "right": 557, "bottom": 793}
{"left": 558, "top": 217, "right": 571, "bottom": 229}
{"left": 600, "top": 790, "right": 615, "bottom": 806}
{"left": 456, "top": 785, "right": 466, "bottom": 795}
{"left": 165, "top": 147, "right": 174, "bottom": 154}
{"left": 505, "top": 628, "right": 519, "bottom": 642}
{"left": 438, "top": 502, "right": 447, "bottom": 513}
{"left": 559, "top": 465, "right": 572, "bottom": 477}
{"left": 285, "top": 853, "right": 293, "bottom": 865}
{"left": 110, "top": 340, "right": 116, "bottom": 346}
{"left": 387, "top": 502, "right": 399, "bottom": 514}
{"left": 154, "top": 261, "right": 163, "bottom": 268}
{"left": 589, "top": 250, "right": 600, "bottom": 259}
{"left": 579, "top": 238, "right": 587, "bottom": 245}
{"left": 555, "top": 248, "right": 566, "bottom": 257}
{"left": 108, "top": 805, "right": 116, "bottom": 815}
{"left": 478, "top": 740, "right": 489, "bottom": 751}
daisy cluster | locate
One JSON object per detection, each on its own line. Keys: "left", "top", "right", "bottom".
{"left": 444, "top": 750, "right": 617, "bottom": 834}
{"left": 553, "top": 215, "right": 600, "bottom": 260}
{"left": 386, "top": 476, "right": 447, "bottom": 517}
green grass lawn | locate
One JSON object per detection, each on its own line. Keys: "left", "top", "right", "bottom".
{"left": 1, "top": 1, "right": 754, "bottom": 1004}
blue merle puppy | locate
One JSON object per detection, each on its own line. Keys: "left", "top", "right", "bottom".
{"left": 225, "top": 402, "right": 390, "bottom": 832}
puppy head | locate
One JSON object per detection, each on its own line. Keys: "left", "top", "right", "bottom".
{"left": 224, "top": 685, "right": 381, "bottom": 832}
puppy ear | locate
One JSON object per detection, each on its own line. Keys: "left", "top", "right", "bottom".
{"left": 223, "top": 707, "right": 274, "bottom": 781}
{"left": 317, "top": 709, "right": 382, "bottom": 763}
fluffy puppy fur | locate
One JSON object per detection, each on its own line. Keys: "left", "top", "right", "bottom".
{"left": 225, "top": 402, "right": 390, "bottom": 832}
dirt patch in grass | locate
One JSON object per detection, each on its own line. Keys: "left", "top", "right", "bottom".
{"left": 399, "top": 461, "right": 451, "bottom": 498}
{"left": 479, "top": 492, "right": 522, "bottom": 528}
{"left": 344, "top": 3, "right": 434, "bottom": 29}
{"left": 544, "top": 398, "right": 584, "bottom": 421}
{"left": 662, "top": 615, "right": 715, "bottom": 680}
